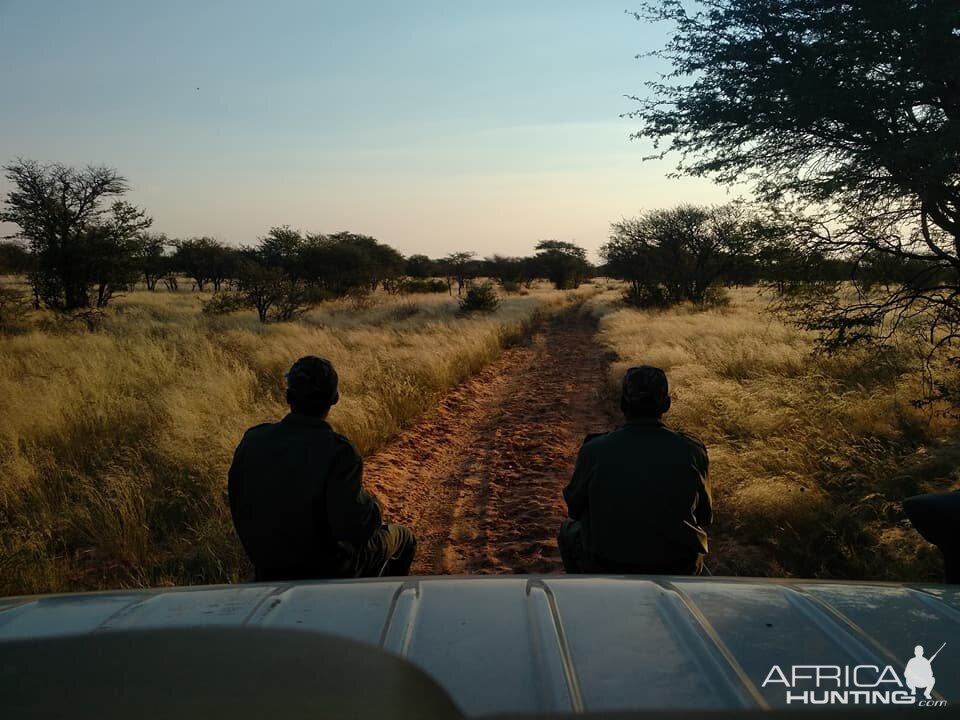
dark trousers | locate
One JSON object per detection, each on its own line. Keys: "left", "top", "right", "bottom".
{"left": 558, "top": 518, "right": 702, "bottom": 575}
{"left": 903, "top": 492, "right": 960, "bottom": 584}
{"left": 353, "top": 524, "right": 417, "bottom": 578}
{"left": 255, "top": 524, "right": 416, "bottom": 582}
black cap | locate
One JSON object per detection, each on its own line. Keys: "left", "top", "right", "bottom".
{"left": 286, "top": 356, "right": 339, "bottom": 408}
{"left": 621, "top": 365, "right": 670, "bottom": 415}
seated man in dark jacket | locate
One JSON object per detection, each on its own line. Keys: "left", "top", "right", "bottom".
{"left": 558, "top": 365, "right": 711, "bottom": 575}
{"left": 228, "top": 355, "right": 416, "bottom": 581}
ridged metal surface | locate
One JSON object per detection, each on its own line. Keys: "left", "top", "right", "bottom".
{"left": 1, "top": 576, "right": 957, "bottom": 715}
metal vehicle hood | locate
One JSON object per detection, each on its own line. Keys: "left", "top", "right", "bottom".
{"left": 1, "top": 576, "right": 958, "bottom": 715}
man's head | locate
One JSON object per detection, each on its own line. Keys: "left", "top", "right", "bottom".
{"left": 621, "top": 365, "right": 671, "bottom": 419}
{"left": 286, "top": 355, "right": 340, "bottom": 417}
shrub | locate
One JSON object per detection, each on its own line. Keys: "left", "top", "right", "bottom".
{"left": 0, "top": 286, "right": 30, "bottom": 332}
{"left": 400, "top": 278, "right": 448, "bottom": 294}
{"left": 458, "top": 282, "right": 501, "bottom": 314}
{"left": 701, "top": 284, "right": 731, "bottom": 309}
{"left": 201, "top": 292, "right": 248, "bottom": 316}
{"left": 500, "top": 280, "right": 521, "bottom": 293}
{"left": 234, "top": 262, "right": 319, "bottom": 323}
{"left": 623, "top": 284, "right": 672, "bottom": 309}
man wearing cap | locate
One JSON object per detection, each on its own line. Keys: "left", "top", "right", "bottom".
{"left": 228, "top": 355, "right": 416, "bottom": 581}
{"left": 558, "top": 366, "right": 711, "bottom": 574}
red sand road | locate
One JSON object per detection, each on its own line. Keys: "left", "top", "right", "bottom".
{"left": 363, "top": 304, "right": 616, "bottom": 574}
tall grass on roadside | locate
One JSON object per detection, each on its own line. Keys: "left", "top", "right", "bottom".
{"left": 590, "top": 288, "right": 958, "bottom": 581}
{"left": 0, "top": 286, "right": 569, "bottom": 596}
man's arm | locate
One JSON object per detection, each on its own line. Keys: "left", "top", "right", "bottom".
{"left": 227, "top": 443, "right": 242, "bottom": 516}
{"left": 694, "top": 448, "right": 712, "bottom": 528}
{"left": 563, "top": 442, "right": 593, "bottom": 521}
{"left": 325, "top": 443, "right": 382, "bottom": 545}
{"left": 227, "top": 438, "right": 256, "bottom": 560}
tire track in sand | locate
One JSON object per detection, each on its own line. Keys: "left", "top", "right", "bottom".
{"left": 363, "top": 302, "right": 615, "bottom": 574}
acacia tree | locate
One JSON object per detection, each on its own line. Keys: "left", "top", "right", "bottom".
{"left": 257, "top": 225, "right": 305, "bottom": 278}
{"left": 233, "top": 258, "right": 313, "bottom": 323}
{"left": 0, "top": 160, "right": 152, "bottom": 310}
{"left": 405, "top": 254, "right": 438, "bottom": 279}
{"left": 441, "top": 251, "right": 477, "bottom": 295}
{"left": 89, "top": 201, "right": 153, "bottom": 306}
{"left": 0, "top": 241, "right": 31, "bottom": 276}
{"left": 604, "top": 204, "right": 757, "bottom": 306}
{"left": 138, "top": 233, "right": 169, "bottom": 291}
{"left": 172, "top": 237, "right": 237, "bottom": 292}
{"left": 629, "top": 1, "right": 960, "bottom": 355}
{"left": 484, "top": 254, "right": 527, "bottom": 287}
{"left": 534, "top": 240, "right": 592, "bottom": 290}
{"left": 300, "top": 232, "right": 405, "bottom": 297}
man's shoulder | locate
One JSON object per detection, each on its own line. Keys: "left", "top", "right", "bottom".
{"left": 579, "top": 430, "right": 611, "bottom": 450}
{"left": 673, "top": 427, "right": 706, "bottom": 447}
{"left": 238, "top": 420, "right": 361, "bottom": 463}
{"left": 672, "top": 427, "right": 708, "bottom": 456}
{"left": 240, "top": 422, "right": 274, "bottom": 441}
{"left": 329, "top": 430, "right": 360, "bottom": 457}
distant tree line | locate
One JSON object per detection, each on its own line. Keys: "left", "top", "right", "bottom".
{"left": 2, "top": 159, "right": 931, "bottom": 327}
{"left": 600, "top": 202, "right": 905, "bottom": 309}
{"left": 0, "top": 159, "right": 598, "bottom": 324}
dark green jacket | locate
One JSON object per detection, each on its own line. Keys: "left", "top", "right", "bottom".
{"left": 228, "top": 413, "right": 381, "bottom": 580}
{"left": 562, "top": 418, "right": 711, "bottom": 568}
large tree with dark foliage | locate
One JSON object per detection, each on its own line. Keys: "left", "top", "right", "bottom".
{"left": 0, "top": 160, "right": 152, "bottom": 310}
{"left": 604, "top": 203, "right": 758, "bottom": 307}
{"left": 256, "top": 225, "right": 305, "bottom": 279}
{"left": 405, "top": 254, "right": 439, "bottom": 279}
{"left": 534, "top": 240, "right": 592, "bottom": 290}
{"left": 300, "top": 232, "right": 405, "bottom": 297}
{"left": 138, "top": 233, "right": 170, "bottom": 291}
{"left": 234, "top": 257, "right": 316, "bottom": 323}
{"left": 171, "top": 237, "right": 238, "bottom": 293}
{"left": 0, "top": 241, "right": 30, "bottom": 276}
{"left": 629, "top": 1, "right": 960, "bottom": 361}
{"left": 484, "top": 254, "right": 527, "bottom": 287}
{"left": 440, "top": 251, "right": 477, "bottom": 296}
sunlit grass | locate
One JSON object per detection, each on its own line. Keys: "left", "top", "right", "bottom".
{"left": 0, "top": 283, "right": 573, "bottom": 595}
{"left": 591, "top": 287, "right": 958, "bottom": 581}
{"left": 5, "top": 279, "right": 947, "bottom": 591}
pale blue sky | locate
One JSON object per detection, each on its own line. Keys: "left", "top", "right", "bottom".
{"left": 0, "top": 0, "right": 732, "bottom": 259}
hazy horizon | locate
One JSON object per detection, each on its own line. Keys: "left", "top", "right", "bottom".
{"left": 0, "top": 0, "right": 735, "bottom": 261}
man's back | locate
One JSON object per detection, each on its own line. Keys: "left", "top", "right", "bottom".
{"left": 228, "top": 413, "right": 380, "bottom": 580}
{"left": 562, "top": 417, "right": 711, "bottom": 573}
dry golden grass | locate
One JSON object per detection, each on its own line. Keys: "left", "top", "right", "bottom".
{"left": 588, "top": 287, "right": 959, "bottom": 581}
{"left": 0, "top": 283, "right": 573, "bottom": 596}
{"left": 5, "top": 278, "right": 950, "bottom": 591}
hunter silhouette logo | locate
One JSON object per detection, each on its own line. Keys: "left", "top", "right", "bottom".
{"left": 761, "top": 642, "right": 948, "bottom": 706}
{"left": 904, "top": 643, "right": 945, "bottom": 701}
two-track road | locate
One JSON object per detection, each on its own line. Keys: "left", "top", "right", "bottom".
{"left": 363, "top": 303, "right": 615, "bottom": 574}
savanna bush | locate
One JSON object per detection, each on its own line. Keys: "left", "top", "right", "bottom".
{"left": 0, "top": 286, "right": 30, "bottom": 332}
{"left": 400, "top": 278, "right": 448, "bottom": 294}
{"left": 623, "top": 283, "right": 672, "bottom": 309}
{"left": 201, "top": 292, "right": 248, "bottom": 315}
{"left": 701, "top": 284, "right": 731, "bottom": 310}
{"left": 458, "top": 282, "right": 501, "bottom": 314}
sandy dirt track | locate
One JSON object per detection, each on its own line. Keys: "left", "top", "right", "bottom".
{"left": 363, "top": 303, "right": 616, "bottom": 574}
